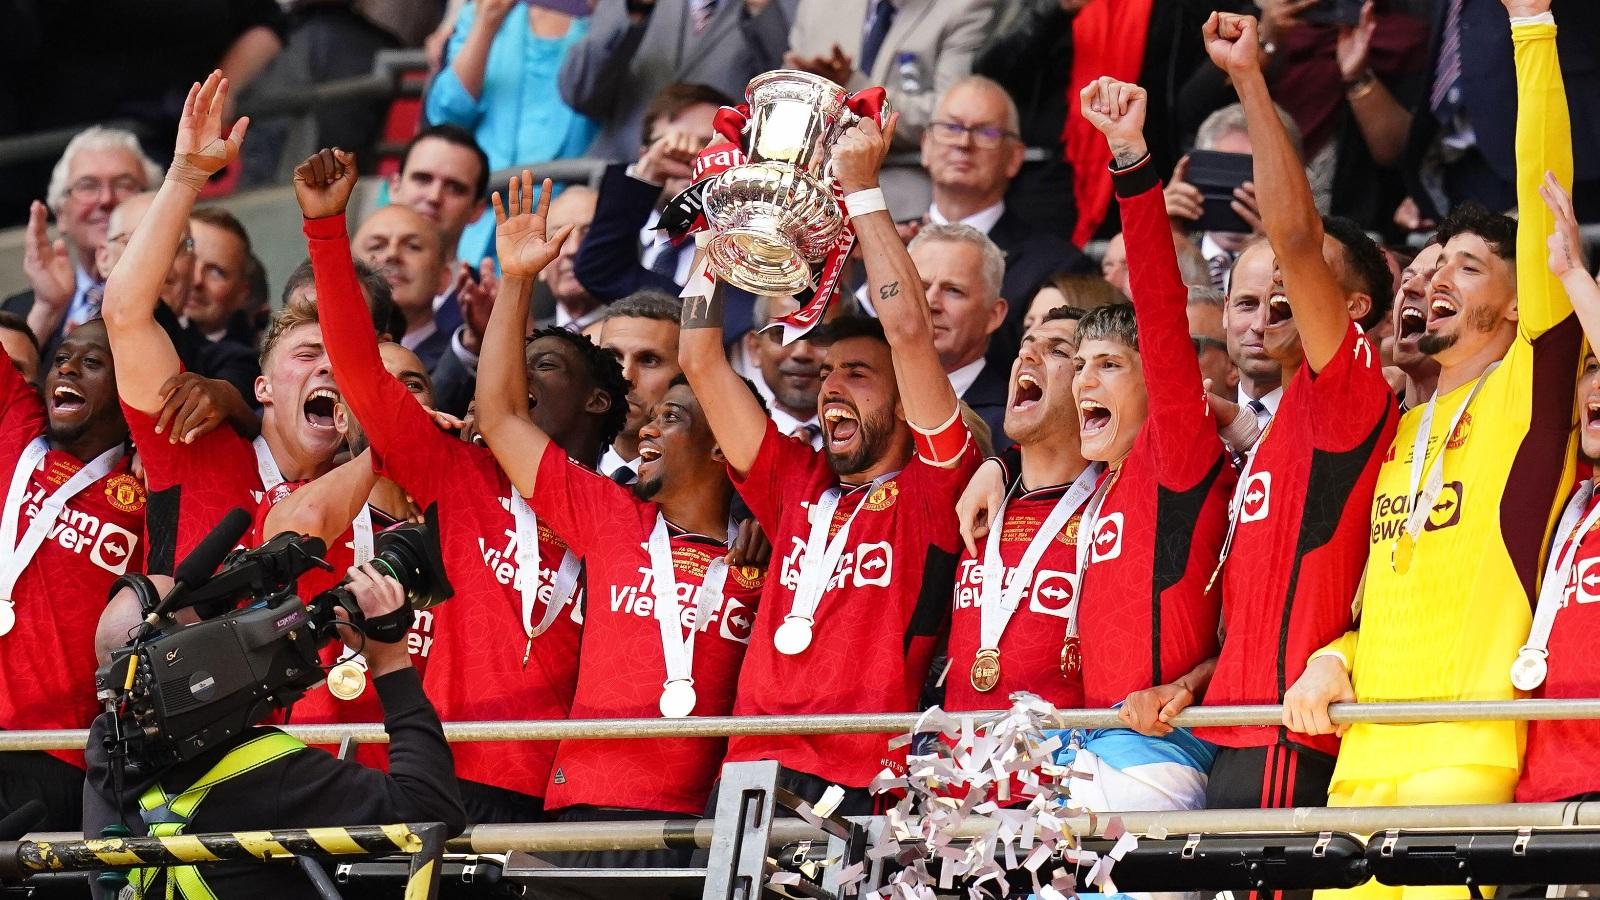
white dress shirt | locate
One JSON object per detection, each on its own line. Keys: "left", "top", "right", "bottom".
{"left": 1237, "top": 384, "right": 1284, "bottom": 423}
{"left": 599, "top": 446, "right": 641, "bottom": 484}
{"left": 927, "top": 200, "right": 1005, "bottom": 236}
{"left": 947, "top": 357, "right": 987, "bottom": 400}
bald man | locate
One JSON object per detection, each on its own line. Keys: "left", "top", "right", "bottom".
{"left": 353, "top": 205, "right": 453, "bottom": 369}
{"left": 538, "top": 186, "right": 601, "bottom": 333}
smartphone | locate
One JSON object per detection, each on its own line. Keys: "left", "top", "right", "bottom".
{"left": 1300, "top": 0, "right": 1364, "bottom": 28}
{"left": 1185, "top": 149, "right": 1254, "bottom": 235}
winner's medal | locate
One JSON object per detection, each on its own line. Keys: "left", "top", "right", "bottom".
{"left": 1511, "top": 648, "right": 1548, "bottom": 691}
{"left": 1512, "top": 481, "right": 1600, "bottom": 692}
{"left": 970, "top": 648, "right": 1001, "bottom": 692}
{"left": 659, "top": 679, "right": 698, "bottom": 718}
{"left": 774, "top": 616, "right": 814, "bottom": 655}
{"left": 779, "top": 474, "right": 898, "bottom": 657}
{"left": 1391, "top": 533, "right": 1414, "bottom": 575}
{"left": 328, "top": 660, "right": 367, "bottom": 700}
{"left": 1059, "top": 634, "right": 1082, "bottom": 675}
{"left": 0, "top": 599, "right": 14, "bottom": 637}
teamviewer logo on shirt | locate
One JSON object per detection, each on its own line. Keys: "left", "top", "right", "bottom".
{"left": 1240, "top": 472, "right": 1271, "bottom": 524}
{"left": 1577, "top": 558, "right": 1600, "bottom": 604}
{"left": 1090, "top": 513, "right": 1123, "bottom": 562}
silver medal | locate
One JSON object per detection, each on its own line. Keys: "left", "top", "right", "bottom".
{"left": 773, "top": 616, "right": 814, "bottom": 655}
{"left": 0, "top": 599, "right": 14, "bottom": 637}
{"left": 1511, "top": 648, "right": 1548, "bottom": 692}
{"left": 659, "top": 679, "right": 698, "bottom": 718}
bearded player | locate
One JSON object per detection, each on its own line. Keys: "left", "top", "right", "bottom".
{"left": 0, "top": 319, "right": 144, "bottom": 832}
{"left": 1284, "top": 2, "right": 1582, "bottom": 883}
{"left": 1512, "top": 174, "right": 1600, "bottom": 810}
{"left": 476, "top": 171, "right": 765, "bottom": 861}
{"left": 947, "top": 307, "right": 1100, "bottom": 715}
{"left": 292, "top": 152, "right": 627, "bottom": 823}
{"left": 678, "top": 112, "right": 980, "bottom": 813}
{"left": 1390, "top": 242, "right": 1444, "bottom": 410}
{"left": 1183, "top": 11, "right": 1399, "bottom": 828}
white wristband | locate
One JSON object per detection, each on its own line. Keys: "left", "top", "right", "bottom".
{"left": 843, "top": 188, "right": 887, "bottom": 220}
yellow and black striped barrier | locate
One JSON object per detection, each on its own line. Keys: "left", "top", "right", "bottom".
{"left": 0, "top": 821, "right": 446, "bottom": 900}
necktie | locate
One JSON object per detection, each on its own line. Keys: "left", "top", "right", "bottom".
{"left": 71, "top": 284, "right": 106, "bottom": 332}
{"left": 648, "top": 241, "right": 683, "bottom": 282}
{"left": 691, "top": 0, "right": 718, "bottom": 34}
{"left": 859, "top": 0, "right": 896, "bottom": 76}
{"left": 1247, "top": 399, "right": 1269, "bottom": 422}
{"left": 792, "top": 422, "right": 822, "bottom": 446}
{"left": 1429, "top": 0, "right": 1464, "bottom": 123}
{"left": 612, "top": 464, "right": 637, "bottom": 486}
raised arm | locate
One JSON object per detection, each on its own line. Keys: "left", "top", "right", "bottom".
{"left": 1542, "top": 174, "right": 1600, "bottom": 343}
{"left": 474, "top": 171, "right": 574, "bottom": 497}
{"left": 262, "top": 450, "right": 379, "bottom": 546}
{"left": 1080, "top": 77, "right": 1218, "bottom": 474}
{"left": 1207, "top": 13, "right": 1351, "bottom": 373}
{"left": 677, "top": 262, "right": 769, "bottom": 477}
{"left": 834, "top": 113, "right": 961, "bottom": 434}
{"left": 1507, "top": 0, "right": 1574, "bottom": 339}
{"left": 102, "top": 71, "right": 248, "bottom": 415}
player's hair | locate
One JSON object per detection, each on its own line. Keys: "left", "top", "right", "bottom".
{"left": 47, "top": 125, "right": 161, "bottom": 213}
{"left": 402, "top": 124, "right": 490, "bottom": 202}
{"left": 909, "top": 223, "right": 1006, "bottom": 300}
{"left": 260, "top": 291, "right": 319, "bottom": 367}
{"left": 643, "top": 83, "right": 737, "bottom": 144}
{"left": 278, "top": 257, "right": 402, "bottom": 344}
{"left": 601, "top": 290, "right": 682, "bottom": 324}
{"left": 810, "top": 315, "right": 889, "bottom": 348}
{"left": 668, "top": 371, "right": 768, "bottom": 415}
{"left": 528, "top": 327, "right": 630, "bottom": 448}
{"left": 0, "top": 311, "right": 40, "bottom": 354}
{"left": 1322, "top": 215, "right": 1394, "bottom": 331}
{"left": 1435, "top": 201, "right": 1518, "bottom": 262}
{"left": 189, "top": 206, "right": 253, "bottom": 252}
{"left": 1041, "top": 305, "right": 1088, "bottom": 325}
{"left": 1040, "top": 272, "right": 1126, "bottom": 311}
{"left": 1076, "top": 302, "right": 1139, "bottom": 351}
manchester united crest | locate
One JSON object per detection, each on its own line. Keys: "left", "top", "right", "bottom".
{"left": 731, "top": 564, "right": 764, "bottom": 590}
{"left": 863, "top": 481, "right": 899, "bottom": 511}
{"left": 1057, "top": 516, "right": 1080, "bottom": 546}
{"left": 1447, "top": 412, "right": 1472, "bottom": 449}
{"left": 104, "top": 473, "right": 147, "bottom": 512}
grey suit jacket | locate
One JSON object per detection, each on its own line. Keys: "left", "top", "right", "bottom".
{"left": 559, "top": 0, "right": 796, "bottom": 163}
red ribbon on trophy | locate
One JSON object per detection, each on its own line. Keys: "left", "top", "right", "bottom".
{"left": 662, "top": 87, "right": 889, "bottom": 345}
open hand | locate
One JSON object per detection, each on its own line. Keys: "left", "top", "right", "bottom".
{"left": 154, "top": 373, "right": 236, "bottom": 444}
{"left": 832, "top": 111, "right": 900, "bottom": 194}
{"left": 454, "top": 258, "right": 500, "bottom": 354}
{"left": 1335, "top": 1, "right": 1378, "bottom": 81}
{"left": 1078, "top": 77, "right": 1149, "bottom": 166}
{"left": 955, "top": 457, "right": 1006, "bottom": 557}
{"left": 494, "top": 171, "right": 575, "bottom": 278}
{"left": 1164, "top": 156, "right": 1204, "bottom": 224}
{"left": 1541, "top": 171, "right": 1588, "bottom": 279}
{"left": 22, "top": 201, "right": 74, "bottom": 312}
{"left": 171, "top": 71, "right": 249, "bottom": 189}
{"left": 293, "top": 148, "right": 358, "bottom": 220}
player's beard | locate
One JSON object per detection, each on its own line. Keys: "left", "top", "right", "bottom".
{"left": 1417, "top": 303, "right": 1498, "bottom": 356}
{"left": 827, "top": 404, "right": 896, "bottom": 478}
{"left": 633, "top": 473, "right": 664, "bottom": 501}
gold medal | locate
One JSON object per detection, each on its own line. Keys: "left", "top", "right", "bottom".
{"left": 1059, "top": 635, "right": 1082, "bottom": 675}
{"left": 327, "top": 661, "right": 367, "bottom": 701}
{"left": 970, "top": 648, "right": 1001, "bottom": 692}
{"left": 1391, "top": 533, "right": 1415, "bottom": 575}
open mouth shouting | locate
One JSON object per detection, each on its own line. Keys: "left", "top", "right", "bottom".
{"left": 51, "top": 383, "right": 88, "bottom": 417}
{"left": 1427, "top": 290, "right": 1459, "bottom": 329}
{"left": 1079, "top": 399, "right": 1112, "bottom": 437}
{"left": 1399, "top": 302, "right": 1427, "bottom": 342}
{"left": 1267, "top": 292, "right": 1293, "bottom": 326}
{"left": 303, "top": 387, "right": 340, "bottom": 431}
{"left": 1011, "top": 372, "right": 1043, "bottom": 412}
{"left": 822, "top": 402, "right": 861, "bottom": 452}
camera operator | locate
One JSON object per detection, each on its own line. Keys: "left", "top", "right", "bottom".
{"left": 82, "top": 567, "right": 467, "bottom": 900}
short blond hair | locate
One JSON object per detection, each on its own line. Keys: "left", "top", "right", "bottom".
{"left": 259, "top": 291, "right": 320, "bottom": 367}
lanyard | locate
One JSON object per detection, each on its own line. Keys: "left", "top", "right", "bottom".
{"left": 1206, "top": 416, "right": 1277, "bottom": 592}
{"left": 0, "top": 439, "right": 124, "bottom": 604}
{"left": 510, "top": 491, "right": 582, "bottom": 643}
{"left": 977, "top": 464, "right": 1101, "bottom": 651}
{"left": 774, "top": 471, "right": 898, "bottom": 655}
{"left": 1072, "top": 466, "right": 1122, "bottom": 582}
{"left": 649, "top": 514, "right": 735, "bottom": 717}
{"left": 1400, "top": 364, "right": 1497, "bottom": 546}
{"left": 1512, "top": 481, "right": 1600, "bottom": 690}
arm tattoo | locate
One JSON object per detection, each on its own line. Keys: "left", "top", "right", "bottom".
{"left": 878, "top": 281, "right": 900, "bottom": 302}
{"left": 680, "top": 286, "right": 724, "bottom": 330}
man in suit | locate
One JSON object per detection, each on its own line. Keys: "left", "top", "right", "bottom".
{"left": 4, "top": 126, "right": 160, "bottom": 354}
{"left": 352, "top": 204, "right": 454, "bottom": 370}
{"left": 558, "top": 0, "right": 795, "bottom": 164}
{"left": 784, "top": 0, "right": 996, "bottom": 219}
{"left": 905, "top": 223, "right": 1010, "bottom": 449}
{"left": 1403, "top": 0, "right": 1600, "bottom": 221}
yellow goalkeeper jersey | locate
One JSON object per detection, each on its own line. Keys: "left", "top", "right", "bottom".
{"left": 1324, "top": 20, "right": 1581, "bottom": 785}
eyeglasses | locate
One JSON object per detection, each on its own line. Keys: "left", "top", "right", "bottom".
{"left": 928, "top": 121, "right": 1018, "bottom": 150}
{"left": 1191, "top": 335, "right": 1229, "bottom": 354}
{"left": 67, "top": 175, "right": 144, "bottom": 203}
{"left": 106, "top": 234, "right": 193, "bottom": 256}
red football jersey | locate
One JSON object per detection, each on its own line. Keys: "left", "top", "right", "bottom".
{"left": 947, "top": 483, "right": 1088, "bottom": 712}
{"left": 1197, "top": 323, "right": 1397, "bottom": 755}
{"left": 1075, "top": 171, "right": 1233, "bottom": 709}
{"left": 1518, "top": 487, "right": 1600, "bottom": 803}
{"left": 122, "top": 399, "right": 260, "bottom": 574}
{"left": 725, "top": 420, "right": 979, "bottom": 789}
{"left": 1, "top": 365, "right": 147, "bottom": 767}
{"left": 307, "top": 212, "right": 582, "bottom": 798}
{"left": 531, "top": 447, "right": 762, "bottom": 815}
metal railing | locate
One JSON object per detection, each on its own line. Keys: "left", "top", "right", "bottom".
{"left": 7, "top": 698, "right": 1600, "bottom": 753}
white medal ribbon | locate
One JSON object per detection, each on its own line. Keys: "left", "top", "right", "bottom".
{"left": 0, "top": 439, "right": 124, "bottom": 635}
{"left": 252, "top": 435, "right": 284, "bottom": 491}
{"left": 1213, "top": 418, "right": 1276, "bottom": 578}
{"left": 1065, "top": 467, "right": 1120, "bottom": 647}
{"left": 1400, "top": 364, "right": 1497, "bottom": 545}
{"left": 1513, "top": 481, "right": 1600, "bottom": 690}
{"left": 775, "top": 472, "right": 898, "bottom": 655}
{"left": 977, "top": 464, "right": 1101, "bottom": 652}
{"left": 511, "top": 491, "right": 582, "bottom": 641}
{"left": 649, "top": 514, "right": 735, "bottom": 717}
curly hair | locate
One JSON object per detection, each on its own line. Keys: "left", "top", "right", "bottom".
{"left": 1322, "top": 214, "right": 1394, "bottom": 331}
{"left": 1435, "top": 201, "right": 1518, "bottom": 262}
{"left": 528, "top": 327, "right": 630, "bottom": 449}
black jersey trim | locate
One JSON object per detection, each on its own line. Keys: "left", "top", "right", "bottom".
{"left": 1150, "top": 453, "right": 1228, "bottom": 686}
